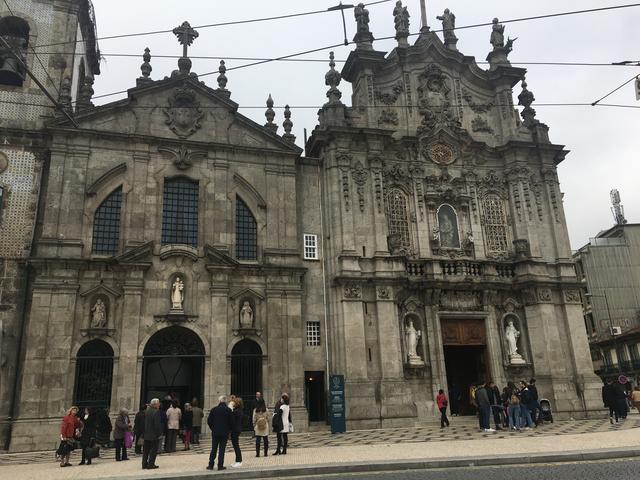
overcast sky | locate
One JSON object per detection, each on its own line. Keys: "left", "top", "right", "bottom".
{"left": 89, "top": 0, "right": 640, "bottom": 250}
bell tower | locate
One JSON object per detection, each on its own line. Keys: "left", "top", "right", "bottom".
{"left": 0, "top": 0, "right": 99, "bottom": 450}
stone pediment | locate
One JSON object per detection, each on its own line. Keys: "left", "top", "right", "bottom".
{"left": 56, "top": 76, "right": 302, "bottom": 155}
{"left": 204, "top": 244, "right": 239, "bottom": 266}
{"left": 79, "top": 282, "right": 123, "bottom": 298}
{"left": 115, "top": 241, "right": 154, "bottom": 264}
{"left": 229, "top": 287, "right": 265, "bottom": 301}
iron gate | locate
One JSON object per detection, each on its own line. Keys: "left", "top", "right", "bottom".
{"left": 74, "top": 340, "right": 114, "bottom": 409}
{"left": 231, "top": 340, "right": 263, "bottom": 428}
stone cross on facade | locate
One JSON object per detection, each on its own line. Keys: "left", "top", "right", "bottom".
{"left": 172, "top": 21, "right": 199, "bottom": 76}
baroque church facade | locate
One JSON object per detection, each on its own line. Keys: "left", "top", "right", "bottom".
{"left": 1, "top": 1, "right": 602, "bottom": 451}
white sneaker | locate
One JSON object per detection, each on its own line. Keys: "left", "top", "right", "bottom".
{"left": 486, "top": 428, "right": 496, "bottom": 432}
{"left": 231, "top": 462, "right": 242, "bottom": 468}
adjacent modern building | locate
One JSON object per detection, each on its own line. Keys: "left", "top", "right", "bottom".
{"left": 574, "top": 222, "right": 640, "bottom": 385}
{"left": 2, "top": 1, "right": 604, "bottom": 451}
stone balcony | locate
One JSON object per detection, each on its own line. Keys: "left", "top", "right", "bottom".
{"left": 405, "top": 259, "right": 516, "bottom": 283}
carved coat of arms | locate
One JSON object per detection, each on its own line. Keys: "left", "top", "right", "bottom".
{"left": 164, "top": 86, "right": 204, "bottom": 138}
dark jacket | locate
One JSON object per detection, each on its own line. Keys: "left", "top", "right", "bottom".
{"left": 231, "top": 408, "right": 243, "bottom": 434}
{"left": 207, "top": 403, "right": 233, "bottom": 437}
{"left": 96, "top": 409, "right": 112, "bottom": 434}
{"left": 144, "top": 407, "right": 163, "bottom": 441}
{"left": 182, "top": 410, "right": 193, "bottom": 430}
{"left": 487, "top": 386, "right": 501, "bottom": 406}
{"left": 475, "top": 386, "right": 490, "bottom": 407}
{"left": 520, "top": 386, "right": 533, "bottom": 406}
{"left": 113, "top": 413, "right": 130, "bottom": 440}
{"left": 529, "top": 384, "right": 539, "bottom": 401}
{"left": 80, "top": 412, "right": 97, "bottom": 444}
{"left": 602, "top": 383, "right": 616, "bottom": 407}
{"left": 134, "top": 410, "right": 146, "bottom": 436}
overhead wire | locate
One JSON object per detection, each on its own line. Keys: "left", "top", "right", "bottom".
{"left": 31, "top": 0, "right": 393, "bottom": 50}
{"left": 83, "top": 2, "right": 640, "bottom": 103}
{"left": 591, "top": 74, "right": 640, "bottom": 105}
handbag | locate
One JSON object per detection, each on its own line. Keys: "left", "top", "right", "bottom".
{"left": 136, "top": 435, "right": 144, "bottom": 447}
{"left": 288, "top": 423, "right": 294, "bottom": 433}
{"left": 86, "top": 445, "right": 100, "bottom": 459}
{"left": 124, "top": 431, "right": 134, "bottom": 449}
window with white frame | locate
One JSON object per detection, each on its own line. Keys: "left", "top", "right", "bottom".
{"left": 306, "top": 321, "right": 321, "bottom": 346}
{"left": 303, "top": 234, "right": 318, "bottom": 260}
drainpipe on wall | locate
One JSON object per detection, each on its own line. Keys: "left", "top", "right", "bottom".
{"left": 317, "top": 159, "right": 331, "bottom": 405}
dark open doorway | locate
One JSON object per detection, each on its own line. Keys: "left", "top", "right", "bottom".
{"left": 305, "top": 371, "right": 326, "bottom": 422}
{"left": 443, "top": 345, "right": 489, "bottom": 416}
{"left": 231, "top": 339, "right": 263, "bottom": 429}
{"left": 141, "top": 326, "right": 205, "bottom": 408}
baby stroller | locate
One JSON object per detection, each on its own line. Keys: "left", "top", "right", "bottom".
{"left": 539, "top": 398, "right": 554, "bottom": 423}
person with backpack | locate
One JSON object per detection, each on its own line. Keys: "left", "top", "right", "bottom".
{"left": 506, "top": 381, "right": 521, "bottom": 431}
{"left": 253, "top": 402, "right": 270, "bottom": 456}
{"left": 436, "top": 389, "right": 450, "bottom": 428}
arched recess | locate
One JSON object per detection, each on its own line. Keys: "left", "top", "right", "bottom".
{"left": 436, "top": 203, "right": 461, "bottom": 248}
{"left": 501, "top": 312, "right": 529, "bottom": 364}
{"left": 230, "top": 339, "right": 263, "bottom": 428}
{"left": 73, "top": 340, "right": 114, "bottom": 410}
{"left": 0, "top": 16, "right": 30, "bottom": 87}
{"left": 141, "top": 326, "right": 205, "bottom": 407}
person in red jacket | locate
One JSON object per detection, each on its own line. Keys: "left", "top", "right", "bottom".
{"left": 59, "top": 406, "right": 81, "bottom": 467}
{"left": 436, "top": 389, "right": 450, "bottom": 428}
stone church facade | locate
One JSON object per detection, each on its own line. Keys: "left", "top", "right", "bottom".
{"left": 3, "top": 2, "right": 602, "bottom": 451}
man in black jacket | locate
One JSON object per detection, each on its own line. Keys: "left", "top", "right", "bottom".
{"left": 133, "top": 405, "right": 147, "bottom": 455}
{"left": 528, "top": 378, "right": 543, "bottom": 425}
{"left": 142, "top": 399, "right": 162, "bottom": 470}
{"left": 207, "top": 396, "right": 234, "bottom": 471}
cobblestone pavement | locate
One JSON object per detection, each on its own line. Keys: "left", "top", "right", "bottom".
{"left": 0, "top": 420, "right": 637, "bottom": 480}
{"left": 0, "top": 415, "right": 638, "bottom": 466}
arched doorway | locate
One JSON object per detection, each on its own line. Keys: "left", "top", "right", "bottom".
{"left": 74, "top": 340, "right": 114, "bottom": 410}
{"left": 231, "top": 339, "right": 262, "bottom": 428}
{"left": 141, "top": 326, "right": 205, "bottom": 408}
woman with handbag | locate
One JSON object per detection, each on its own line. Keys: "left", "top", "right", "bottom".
{"left": 182, "top": 403, "right": 193, "bottom": 451}
{"left": 274, "top": 394, "right": 291, "bottom": 455}
{"left": 253, "top": 402, "right": 269, "bottom": 457}
{"left": 58, "top": 406, "right": 81, "bottom": 467}
{"left": 79, "top": 407, "right": 97, "bottom": 465}
{"left": 113, "top": 408, "right": 131, "bottom": 461}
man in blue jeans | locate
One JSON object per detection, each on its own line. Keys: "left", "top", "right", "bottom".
{"left": 206, "top": 396, "right": 233, "bottom": 471}
{"left": 475, "top": 382, "right": 494, "bottom": 432}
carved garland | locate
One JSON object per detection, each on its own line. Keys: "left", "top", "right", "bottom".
{"left": 352, "top": 160, "right": 368, "bottom": 213}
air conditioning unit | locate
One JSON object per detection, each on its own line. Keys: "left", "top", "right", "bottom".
{"left": 610, "top": 326, "right": 622, "bottom": 336}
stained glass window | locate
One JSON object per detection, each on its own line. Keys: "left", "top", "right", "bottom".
{"left": 92, "top": 187, "right": 122, "bottom": 255}
{"left": 482, "top": 195, "right": 508, "bottom": 254}
{"left": 236, "top": 197, "right": 257, "bottom": 260}
{"left": 162, "top": 178, "right": 199, "bottom": 248}
{"left": 385, "top": 188, "right": 410, "bottom": 249}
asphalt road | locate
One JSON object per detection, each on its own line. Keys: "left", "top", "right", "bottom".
{"left": 280, "top": 458, "right": 640, "bottom": 480}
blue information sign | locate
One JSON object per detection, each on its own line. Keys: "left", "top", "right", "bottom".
{"left": 329, "top": 374, "right": 346, "bottom": 434}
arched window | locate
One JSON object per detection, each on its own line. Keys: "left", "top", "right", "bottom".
{"left": 162, "top": 177, "right": 199, "bottom": 248}
{"left": 0, "top": 16, "right": 29, "bottom": 87}
{"left": 92, "top": 187, "right": 122, "bottom": 255}
{"left": 236, "top": 196, "right": 257, "bottom": 260}
{"left": 385, "top": 188, "right": 410, "bottom": 250}
{"left": 74, "top": 340, "right": 114, "bottom": 409}
{"left": 437, "top": 204, "right": 460, "bottom": 248}
{"left": 482, "top": 194, "right": 508, "bottom": 254}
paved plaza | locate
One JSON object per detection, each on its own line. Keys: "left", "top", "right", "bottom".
{"left": 0, "top": 416, "right": 638, "bottom": 479}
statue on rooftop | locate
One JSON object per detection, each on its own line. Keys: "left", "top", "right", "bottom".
{"left": 490, "top": 18, "right": 505, "bottom": 50}
{"left": 393, "top": 1, "right": 410, "bottom": 41}
{"left": 354, "top": 3, "right": 370, "bottom": 34}
{"left": 436, "top": 9, "right": 457, "bottom": 44}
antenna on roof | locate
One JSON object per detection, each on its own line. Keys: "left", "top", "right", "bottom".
{"left": 610, "top": 189, "right": 627, "bottom": 225}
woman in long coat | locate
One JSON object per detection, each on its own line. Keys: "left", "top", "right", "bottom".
{"left": 274, "top": 394, "right": 291, "bottom": 455}
{"left": 79, "top": 407, "right": 97, "bottom": 465}
{"left": 253, "top": 402, "right": 269, "bottom": 456}
{"left": 113, "top": 407, "right": 131, "bottom": 461}
{"left": 58, "top": 406, "right": 81, "bottom": 467}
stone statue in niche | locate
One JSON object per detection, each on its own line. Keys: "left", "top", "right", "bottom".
{"left": 437, "top": 205, "right": 460, "bottom": 248}
{"left": 171, "top": 277, "right": 185, "bottom": 310}
{"left": 90, "top": 299, "right": 107, "bottom": 328}
{"left": 240, "top": 301, "right": 254, "bottom": 328}
{"left": 405, "top": 318, "right": 425, "bottom": 366}
{"left": 505, "top": 319, "right": 525, "bottom": 364}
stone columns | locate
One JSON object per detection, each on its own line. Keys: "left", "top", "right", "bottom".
{"left": 374, "top": 288, "right": 402, "bottom": 379}
{"left": 484, "top": 306, "right": 507, "bottom": 388}
{"left": 209, "top": 280, "right": 229, "bottom": 406}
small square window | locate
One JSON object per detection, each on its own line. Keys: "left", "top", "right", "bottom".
{"left": 303, "top": 234, "right": 318, "bottom": 260}
{"left": 306, "top": 321, "right": 321, "bottom": 346}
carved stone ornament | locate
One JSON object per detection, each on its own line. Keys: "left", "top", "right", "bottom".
{"left": 439, "top": 290, "right": 481, "bottom": 311}
{"left": 164, "top": 85, "right": 204, "bottom": 138}
{"left": 563, "top": 290, "right": 581, "bottom": 304}
{"left": 378, "top": 109, "right": 399, "bottom": 126}
{"left": 344, "top": 284, "right": 362, "bottom": 299}
{"left": 424, "top": 143, "right": 456, "bottom": 165}
{"left": 239, "top": 300, "right": 254, "bottom": 328}
{"left": 537, "top": 288, "right": 552, "bottom": 303}
{"left": 90, "top": 299, "right": 108, "bottom": 328}
{"left": 377, "top": 286, "right": 391, "bottom": 300}
{"left": 159, "top": 144, "right": 206, "bottom": 170}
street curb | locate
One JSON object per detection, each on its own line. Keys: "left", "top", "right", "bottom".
{"left": 113, "top": 446, "right": 640, "bottom": 480}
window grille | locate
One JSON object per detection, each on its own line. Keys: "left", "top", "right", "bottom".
{"left": 306, "top": 321, "right": 321, "bottom": 346}
{"left": 162, "top": 178, "right": 199, "bottom": 248}
{"left": 92, "top": 187, "right": 122, "bottom": 255}
{"left": 482, "top": 195, "right": 508, "bottom": 254}
{"left": 385, "top": 188, "right": 410, "bottom": 248}
{"left": 236, "top": 197, "right": 257, "bottom": 260}
{"left": 303, "top": 234, "right": 318, "bottom": 260}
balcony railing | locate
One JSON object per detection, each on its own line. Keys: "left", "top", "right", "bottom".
{"left": 405, "top": 259, "right": 516, "bottom": 280}
{"left": 595, "top": 360, "right": 640, "bottom": 375}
